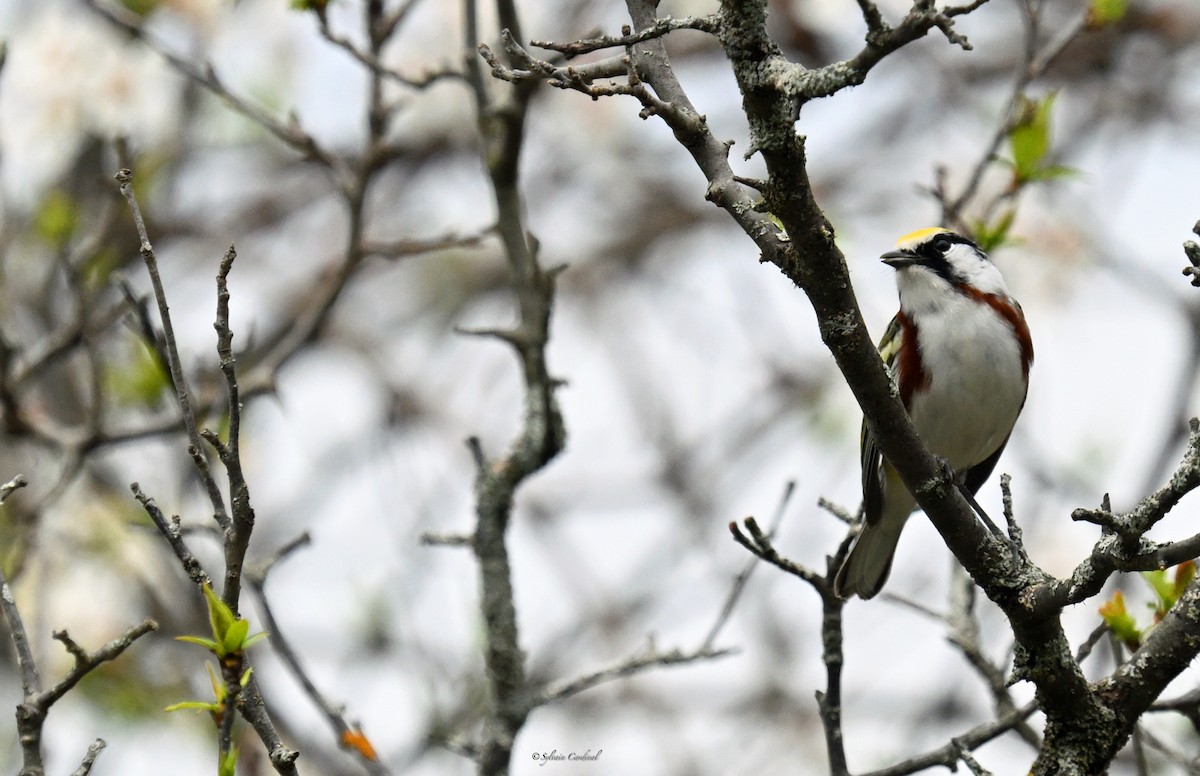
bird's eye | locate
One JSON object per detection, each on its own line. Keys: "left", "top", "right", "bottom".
{"left": 932, "top": 237, "right": 951, "bottom": 253}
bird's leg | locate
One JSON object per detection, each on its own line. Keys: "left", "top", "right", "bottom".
{"left": 958, "top": 484, "right": 1006, "bottom": 539}
{"left": 934, "top": 456, "right": 1007, "bottom": 539}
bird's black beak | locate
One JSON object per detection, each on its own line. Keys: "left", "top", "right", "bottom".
{"left": 881, "top": 250, "right": 922, "bottom": 269}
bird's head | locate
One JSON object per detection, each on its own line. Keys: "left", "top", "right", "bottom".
{"left": 881, "top": 227, "right": 1008, "bottom": 299}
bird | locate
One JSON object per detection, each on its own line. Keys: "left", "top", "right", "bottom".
{"left": 833, "top": 227, "right": 1034, "bottom": 600}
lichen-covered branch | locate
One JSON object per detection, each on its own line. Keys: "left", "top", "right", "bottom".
{"left": 530, "top": 14, "right": 719, "bottom": 58}
{"left": 465, "top": 1, "right": 565, "bottom": 773}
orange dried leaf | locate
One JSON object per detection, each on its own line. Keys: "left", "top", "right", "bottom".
{"left": 342, "top": 729, "right": 378, "bottom": 761}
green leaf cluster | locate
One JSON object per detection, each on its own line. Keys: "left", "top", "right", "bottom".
{"left": 1143, "top": 561, "right": 1195, "bottom": 622}
{"left": 163, "top": 661, "right": 250, "bottom": 719}
{"left": 165, "top": 584, "right": 264, "bottom": 735}
{"left": 973, "top": 92, "right": 1078, "bottom": 251}
{"left": 175, "top": 584, "right": 267, "bottom": 660}
{"left": 972, "top": 209, "right": 1016, "bottom": 254}
{"left": 1098, "top": 561, "right": 1196, "bottom": 650}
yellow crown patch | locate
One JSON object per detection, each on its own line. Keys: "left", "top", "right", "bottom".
{"left": 895, "top": 226, "right": 951, "bottom": 249}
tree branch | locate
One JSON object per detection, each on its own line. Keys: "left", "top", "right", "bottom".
{"left": 465, "top": 1, "right": 566, "bottom": 773}
{"left": 115, "top": 169, "right": 232, "bottom": 534}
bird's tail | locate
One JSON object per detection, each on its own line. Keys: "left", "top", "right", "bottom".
{"left": 833, "top": 518, "right": 905, "bottom": 600}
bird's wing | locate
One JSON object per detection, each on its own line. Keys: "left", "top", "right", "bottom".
{"left": 860, "top": 314, "right": 904, "bottom": 528}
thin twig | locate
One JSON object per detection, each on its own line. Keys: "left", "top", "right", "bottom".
{"left": 131, "top": 483, "right": 210, "bottom": 587}
{"left": 529, "top": 15, "right": 719, "bottom": 58}
{"left": 728, "top": 516, "right": 824, "bottom": 585}
{"left": 1, "top": 473, "right": 27, "bottom": 503}
{"left": 536, "top": 644, "right": 735, "bottom": 706}
{"left": 115, "top": 169, "right": 231, "bottom": 533}
{"left": 316, "top": 11, "right": 461, "bottom": 88}
{"left": 213, "top": 246, "right": 256, "bottom": 614}
{"left": 70, "top": 739, "right": 107, "bottom": 776}
{"left": 247, "top": 565, "right": 390, "bottom": 775}
{"left": 701, "top": 479, "right": 795, "bottom": 650}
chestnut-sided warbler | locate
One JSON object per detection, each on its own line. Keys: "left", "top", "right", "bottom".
{"left": 833, "top": 228, "right": 1034, "bottom": 599}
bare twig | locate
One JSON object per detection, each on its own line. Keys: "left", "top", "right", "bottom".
{"left": 0, "top": 473, "right": 27, "bottom": 503}
{"left": 1034, "top": 420, "right": 1200, "bottom": 612}
{"left": 70, "top": 739, "right": 107, "bottom": 776}
{"left": 863, "top": 626, "right": 1108, "bottom": 776}
{"left": 728, "top": 495, "right": 850, "bottom": 774}
{"left": 212, "top": 246, "right": 256, "bottom": 614}
{"left": 115, "top": 168, "right": 231, "bottom": 533}
{"left": 953, "top": 739, "right": 995, "bottom": 776}
{"left": 536, "top": 643, "right": 734, "bottom": 706}
{"left": 419, "top": 532, "right": 474, "bottom": 548}
{"left": 361, "top": 228, "right": 493, "bottom": 260}
{"left": 247, "top": 552, "right": 391, "bottom": 776}
{"left": 315, "top": 11, "right": 461, "bottom": 89}
{"left": 701, "top": 480, "right": 795, "bottom": 650}
{"left": 530, "top": 15, "right": 719, "bottom": 58}
{"left": 131, "top": 483, "right": 210, "bottom": 588}
{"left": 728, "top": 516, "right": 824, "bottom": 586}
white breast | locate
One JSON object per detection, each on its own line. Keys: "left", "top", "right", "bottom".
{"left": 904, "top": 292, "right": 1027, "bottom": 469}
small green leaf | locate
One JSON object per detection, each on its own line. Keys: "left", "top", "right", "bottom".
{"left": 205, "top": 662, "right": 223, "bottom": 699}
{"left": 243, "top": 631, "right": 269, "bottom": 650}
{"left": 165, "top": 700, "right": 221, "bottom": 713}
{"left": 1008, "top": 93, "right": 1059, "bottom": 184}
{"left": 240, "top": 667, "right": 254, "bottom": 688}
{"left": 1088, "top": 0, "right": 1128, "bottom": 26}
{"left": 203, "top": 584, "right": 236, "bottom": 642}
{"left": 219, "top": 746, "right": 240, "bottom": 776}
{"left": 973, "top": 209, "right": 1017, "bottom": 253}
{"left": 223, "top": 619, "right": 250, "bottom": 655}
{"left": 1026, "top": 164, "right": 1079, "bottom": 182}
{"left": 1142, "top": 569, "right": 1175, "bottom": 615}
{"left": 1099, "top": 591, "right": 1141, "bottom": 651}
{"left": 176, "top": 635, "right": 222, "bottom": 654}
{"left": 766, "top": 213, "right": 790, "bottom": 242}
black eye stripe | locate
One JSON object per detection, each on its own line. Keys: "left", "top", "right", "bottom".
{"left": 921, "top": 254, "right": 958, "bottom": 283}
{"left": 916, "top": 233, "right": 988, "bottom": 275}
